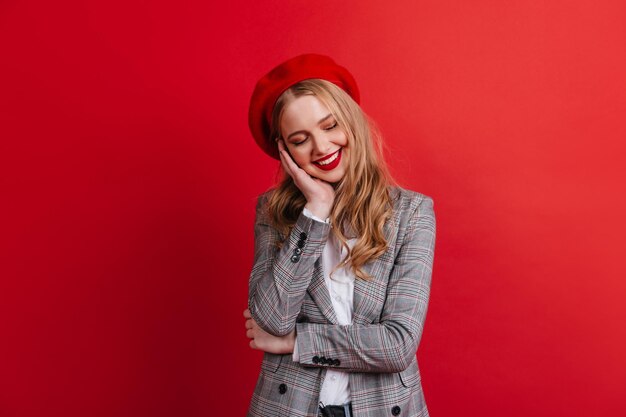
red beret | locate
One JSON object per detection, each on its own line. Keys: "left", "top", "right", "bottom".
{"left": 248, "top": 53, "right": 360, "bottom": 160}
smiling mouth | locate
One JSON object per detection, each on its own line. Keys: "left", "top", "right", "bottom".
{"left": 313, "top": 148, "right": 342, "bottom": 171}
{"left": 313, "top": 149, "right": 340, "bottom": 165}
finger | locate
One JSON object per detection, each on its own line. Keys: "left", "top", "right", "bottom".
{"left": 246, "top": 329, "right": 254, "bottom": 338}
{"left": 280, "top": 145, "right": 301, "bottom": 176}
{"left": 278, "top": 139, "right": 303, "bottom": 177}
{"left": 243, "top": 308, "right": 251, "bottom": 319}
{"left": 278, "top": 146, "right": 294, "bottom": 178}
{"left": 280, "top": 149, "right": 315, "bottom": 187}
{"left": 245, "top": 319, "right": 253, "bottom": 330}
{"left": 249, "top": 340, "right": 258, "bottom": 350}
{"left": 277, "top": 140, "right": 319, "bottom": 192}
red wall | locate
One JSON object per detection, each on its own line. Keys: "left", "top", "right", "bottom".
{"left": 1, "top": 1, "right": 625, "bottom": 416}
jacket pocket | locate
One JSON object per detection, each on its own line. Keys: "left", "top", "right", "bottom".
{"left": 260, "top": 352, "right": 283, "bottom": 374}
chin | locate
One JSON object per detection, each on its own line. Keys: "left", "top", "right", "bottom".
{"left": 305, "top": 164, "right": 346, "bottom": 183}
{"left": 322, "top": 171, "right": 345, "bottom": 184}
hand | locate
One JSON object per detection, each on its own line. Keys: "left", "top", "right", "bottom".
{"left": 277, "top": 139, "right": 334, "bottom": 219}
{"left": 243, "top": 308, "right": 295, "bottom": 354}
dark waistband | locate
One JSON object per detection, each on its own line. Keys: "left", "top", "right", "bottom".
{"left": 319, "top": 402, "right": 352, "bottom": 417}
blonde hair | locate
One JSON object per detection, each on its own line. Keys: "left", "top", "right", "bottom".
{"left": 265, "top": 79, "right": 397, "bottom": 281}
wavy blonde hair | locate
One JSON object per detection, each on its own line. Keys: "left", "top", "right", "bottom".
{"left": 265, "top": 79, "right": 397, "bottom": 281}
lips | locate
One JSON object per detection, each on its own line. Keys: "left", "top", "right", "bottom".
{"left": 313, "top": 148, "right": 342, "bottom": 171}
{"left": 314, "top": 149, "right": 339, "bottom": 163}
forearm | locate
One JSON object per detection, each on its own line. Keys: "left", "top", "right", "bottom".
{"left": 294, "top": 311, "right": 427, "bottom": 373}
{"left": 248, "top": 204, "right": 331, "bottom": 336}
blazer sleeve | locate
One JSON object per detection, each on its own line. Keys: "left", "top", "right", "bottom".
{"left": 248, "top": 193, "right": 332, "bottom": 336}
{"left": 294, "top": 195, "right": 436, "bottom": 373}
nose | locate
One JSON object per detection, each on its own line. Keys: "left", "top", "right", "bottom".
{"left": 311, "top": 135, "right": 332, "bottom": 158}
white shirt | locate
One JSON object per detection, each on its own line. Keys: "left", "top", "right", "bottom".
{"left": 293, "top": 208, "right": 357, "bottom": 406}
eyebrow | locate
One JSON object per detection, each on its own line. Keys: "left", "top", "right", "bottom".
{"left": 286, "top": 114, "right": 334, "bottom": 140}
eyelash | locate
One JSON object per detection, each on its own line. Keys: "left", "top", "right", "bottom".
{"left": 293, "top": 123, "right": 338, "bottom": 146}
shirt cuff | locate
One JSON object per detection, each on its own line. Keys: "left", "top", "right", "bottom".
{"left": 302, "top": 207, "right": 330, "bottom": 224}
{"left": 292, "top": 335, "right": 300, "bottom": 362}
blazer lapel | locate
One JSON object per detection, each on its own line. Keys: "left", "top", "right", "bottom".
{"left": 352, "top": 232, "right": 392, "bottom": 325}
{"left": 352, "top": 198, "right": 401, "bottom": 326}
{"left": 307, "top": 258, "right": 339, "bottom": 324}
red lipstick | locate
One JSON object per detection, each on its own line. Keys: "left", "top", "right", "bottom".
{"left": 313, "top": 149, "right": 342, "bottom": 171}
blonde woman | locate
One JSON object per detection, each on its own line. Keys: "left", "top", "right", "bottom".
{"left": 244, "top": 54, "right": 436, "bottom": 417}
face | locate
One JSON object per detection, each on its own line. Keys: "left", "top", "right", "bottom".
{"left": 279, "top": 95, "right": 348, "bottom": 184}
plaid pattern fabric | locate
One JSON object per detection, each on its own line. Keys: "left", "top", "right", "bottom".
{"left": 248, "top": 187, "right": 436, "bottom": 417}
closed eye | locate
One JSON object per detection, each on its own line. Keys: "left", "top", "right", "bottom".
{"left": 292, "top": 122, "right": 337, "bottom": 146}
{"left": 293, "top": 139, "right": 306, "bottom": 146}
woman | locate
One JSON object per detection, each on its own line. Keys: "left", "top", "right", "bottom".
{"left": 243, "top": 54, "right": 436, "bottom": 417}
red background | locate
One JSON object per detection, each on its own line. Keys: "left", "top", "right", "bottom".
{"left": 1, "top": 1, "right": 625, "bottom": 416}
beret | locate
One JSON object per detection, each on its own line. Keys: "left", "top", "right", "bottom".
{"left": 248, "top": 53, "right": 360, "bottom": 159}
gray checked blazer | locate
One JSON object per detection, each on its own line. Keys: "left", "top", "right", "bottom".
{"left": 247, "top": 186, "right": 436, "bottom": 417}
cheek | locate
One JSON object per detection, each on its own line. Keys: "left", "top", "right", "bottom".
{"left": 334, "top": 131, "right": 348, "bottom": 146}
{"left": 287, "top": 148, "right": 309, "bottom": 167}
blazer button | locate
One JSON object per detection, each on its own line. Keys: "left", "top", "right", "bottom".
{"left": 290, "top": 254, "right": 300, "bottom": 263}
{"left": 320, "top": 356, "right": 327, "bottom": 364}
{"left": 312, "top": 355, "right": 320, "bottom": 364}
{"left": 297, "top": 239, "right": 305, "bottom": 248}
{"left": 333, "top": 359, "right": 341, "bottom": 366}
{"left": 293, "top": 247, "right": 302, "bottom": 255}
{"left": 391, "top": 405, "right": 401, "bottom": 415}
{"left": 300, "top": 232, "right": 307, "bottom": 240}
{"left": 278, "top": 383, "right": 287, "bottom": 394}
